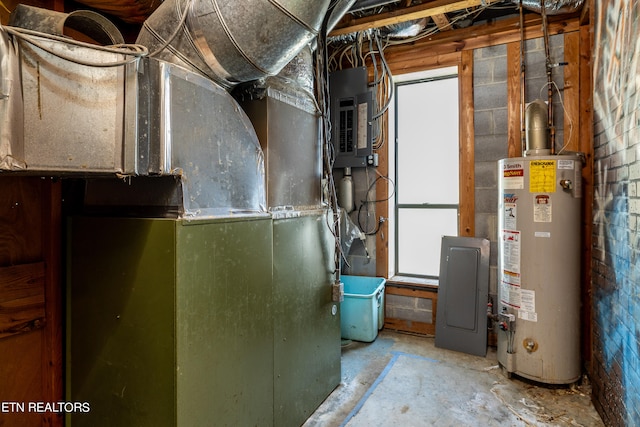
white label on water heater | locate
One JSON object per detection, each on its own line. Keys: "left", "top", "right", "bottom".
{"left": 504, "top": 202, "right": 517, "bottom": 230}
{"left": 520, "top": 289, "right": 536, "bottom": 312}
{"left": 518, "top": 290, "right": 537, "bottom": 321}
{"left": 534, "top": 231, "right": 551, "bottom": 237}
{"left": 518, "top": 310, "right": 538, "bottom": 322}
{"left": 558, "top": 159, "right": 574, "bottom": 169}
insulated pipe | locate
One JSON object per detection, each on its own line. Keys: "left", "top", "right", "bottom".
{"left": 136, "top": 0, "right": 332, "bottom": 88}
{"left": 513, "top": 0, "right": 584, "bottom": 15}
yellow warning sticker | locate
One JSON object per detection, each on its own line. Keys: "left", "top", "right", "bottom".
{"left": 529, "top": 160, "right": 556, "bottom": 193}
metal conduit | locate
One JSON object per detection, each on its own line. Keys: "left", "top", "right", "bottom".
{"left": 136, "top": 0, "right": 332, "bottom": 88}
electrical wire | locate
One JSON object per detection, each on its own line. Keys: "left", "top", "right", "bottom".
{"left": 144, "top": 0, "right": 194, "bottom": 58}
{"left": 316, "top": 4, "right": 344, "bottom": 277}
{"left": 2, "top": 25, "right": 147, "bottom": 67}
{"left": 356, "top": 169, "right": 396, "bottom": 235}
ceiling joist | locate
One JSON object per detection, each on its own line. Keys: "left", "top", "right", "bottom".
{"left": 329, "top": 0, "right": 502, "bottom": 36}
{"left": 432, "top": 13, "right": 452, "bottom": 31}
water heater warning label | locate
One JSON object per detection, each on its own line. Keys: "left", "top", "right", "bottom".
{"left": 533, "top": 194, "right": 552, "bottom": 222}
{"left": 500, "top": 230, "right": 521, "bottom": 308}
{"left": 503, "top": 193, "right": 518, "bottom": 230}
{"left": 500, "top": 270, "right": 521, "bottom": 308}
{"left": 529, "top": 160, "right": 556, "bottom": 193}
{"left": 501, "top": 230, "right": 520, "bottom": 273}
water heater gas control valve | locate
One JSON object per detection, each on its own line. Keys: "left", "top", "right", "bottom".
{"left": 560, "top": 179, "right": 573, "bottom": 190}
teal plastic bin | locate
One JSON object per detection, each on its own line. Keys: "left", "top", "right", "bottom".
{"left": 340, "top": 275, "right": 386, "bottom": 342}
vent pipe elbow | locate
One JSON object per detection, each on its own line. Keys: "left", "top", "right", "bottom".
{"left": 137, "top": 0, "right": 332, "bottom": 88}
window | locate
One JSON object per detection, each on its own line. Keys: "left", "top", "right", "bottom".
{"left": 390, "top": 68, "right": 460, "bottom": 279}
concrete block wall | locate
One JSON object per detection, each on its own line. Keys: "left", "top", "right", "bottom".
{"left": 385, "top": 292, "right": 433, "bottom": 324}
{"left": 473, "top": 35, "right": 564, "bottom": 312}
{"left": 591, "top": 0, "right": 640, "bottom": 424}
{"left": 474, "top": 43, "right": 508, "bottom": 305}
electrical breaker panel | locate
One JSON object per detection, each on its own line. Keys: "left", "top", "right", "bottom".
{"left": 329, "top": 67, "right": 373, "bottom": 168}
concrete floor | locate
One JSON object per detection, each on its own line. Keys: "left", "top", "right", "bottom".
{"left": 304, "top": 330, "right": 604, "bottom": 427}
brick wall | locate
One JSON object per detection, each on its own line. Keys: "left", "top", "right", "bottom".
{"left": 591, "top": 0, "right": 640, "bottom": 425}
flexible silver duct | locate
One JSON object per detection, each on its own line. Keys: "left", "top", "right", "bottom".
{"left": 136, "top": 0, "right": 332, "bottom": 88}
{"left": 515, "top": 0, "right": 584, "bottom": 15}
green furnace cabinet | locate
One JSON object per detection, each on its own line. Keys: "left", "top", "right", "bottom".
{"left": 67, "top": 214, "right": 340, "bottom": 426}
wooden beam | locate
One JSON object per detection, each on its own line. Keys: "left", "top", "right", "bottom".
{"left": 387, "top": 50, "right": 461, "bottom": 76}
{"left": 42, "top": 178, "right": 63, "bottom": 427}
{"left": 432, "top": 13, "right": 452, "bottom": 31}
{"left": 578, "top": 23, "right": 593, "bottom": 372}
{"left": 507, "top": 41, "right": 523, "bottom": 158}
{"left": 563, "top": 31, "right": 580, "bottom": 153}
{"left": 459, "top": 49, "right": 475, "bottom": 237}
{"left": 330, "top": 0, "right": 502, "bottom": 36}
{"left": 385, "top": 12, "right": 579, "bottom": 54}
{"left": 375, "top": 114, "right": 390, "bottom": 279}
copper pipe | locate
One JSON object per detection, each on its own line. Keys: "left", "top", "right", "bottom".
{"left": 541, "top": 0, "right": 555, "bottom": 154}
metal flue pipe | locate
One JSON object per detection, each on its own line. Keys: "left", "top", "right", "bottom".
{"left": 137, "top": 0, "right": 333, "bottom": 88}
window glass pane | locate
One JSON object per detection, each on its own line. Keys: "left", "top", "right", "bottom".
{"left": 397, "top": 78, "right": 459, "bottom": 205}
{"left": 397, "top": 208, "right": 458, "bottom": 277}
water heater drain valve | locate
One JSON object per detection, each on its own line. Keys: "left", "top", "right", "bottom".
{"left": 523, "top": 338, "right": 539, "bottom": 353}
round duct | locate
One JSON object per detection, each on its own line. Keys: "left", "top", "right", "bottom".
{"left": 8, "top": 4, "right": 125, "bottom": 45}
{"left": 137, "top": 0, "right": 332, "bottom": 88}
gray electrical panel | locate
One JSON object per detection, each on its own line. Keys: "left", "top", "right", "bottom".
{"left": 329, "top": 67, "right": 373, "bottom": 168}
{"left": 435, "top": 236, "right": 490, "bottom": 357}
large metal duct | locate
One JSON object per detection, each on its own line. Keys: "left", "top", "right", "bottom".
{"left": 514, "top": 0, "right": 584, "bottom": 15}
{"left": 136, "top": 0, "right": 332, "bottom": 88}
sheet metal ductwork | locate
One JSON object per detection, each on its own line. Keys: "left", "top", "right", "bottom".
{"left": 514, "top": 0, "right": 584, "bottom": 15}
{"left": 0, "top": 1, "right": 358, "bottom": 217}
{"left": 137, "top": 0, "right": 332, "bottom": 88}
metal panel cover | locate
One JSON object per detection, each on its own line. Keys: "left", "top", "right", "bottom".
{"left": 435, "top": 236, "right": 490, "bottom": 357}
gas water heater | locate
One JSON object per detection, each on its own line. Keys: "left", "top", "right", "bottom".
{"left": 497, "top": 102, "right": 583, "bottom": 384}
